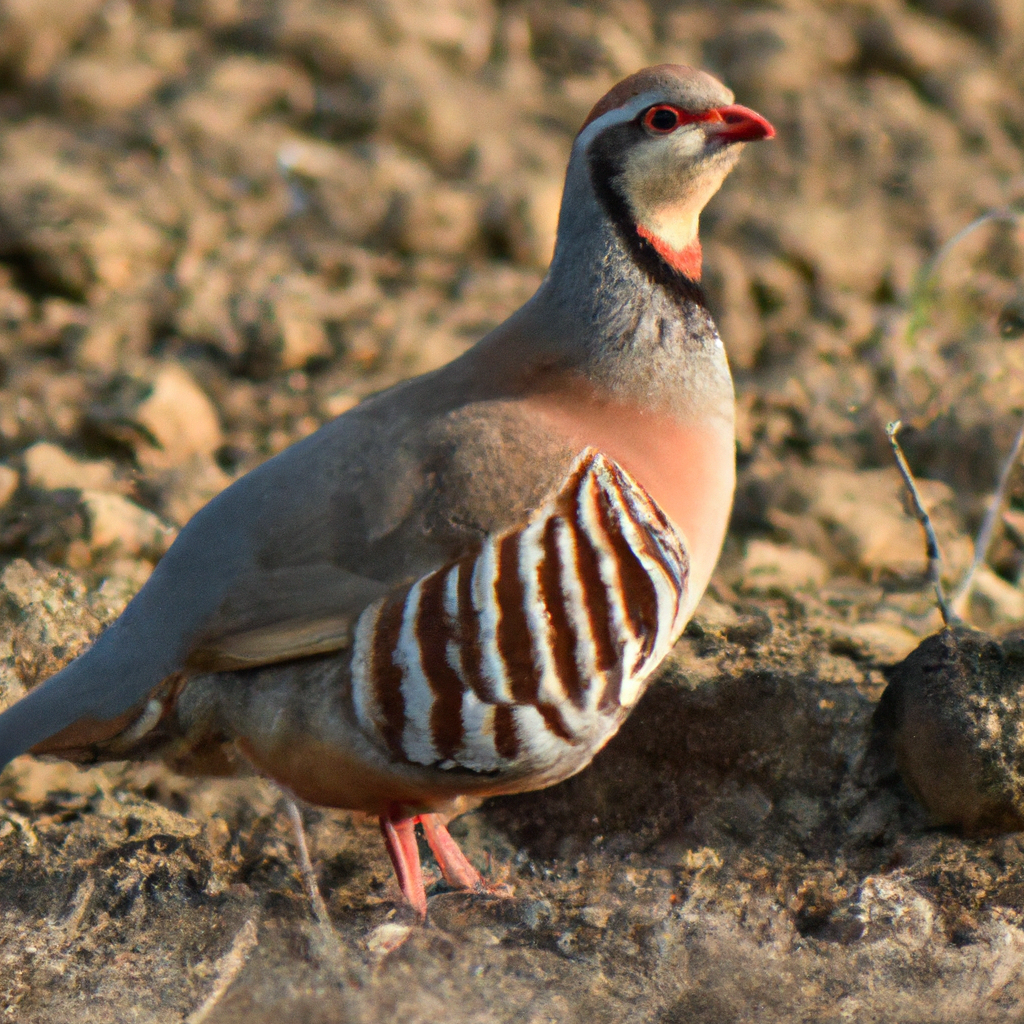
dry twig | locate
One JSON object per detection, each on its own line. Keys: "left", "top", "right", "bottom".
{"left": 886, "top": 420, "right": 954, "bottom": 626}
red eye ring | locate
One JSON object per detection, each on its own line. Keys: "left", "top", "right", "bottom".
{"left": 643, "top": 104, "right": 682, "bottom": 133}
{"left": 641, "top": 105, "right": 727, "bottom": 135}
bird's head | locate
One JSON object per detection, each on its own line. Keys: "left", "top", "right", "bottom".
{"left": 564, "top": 65, "right": 774, "bottom": 283}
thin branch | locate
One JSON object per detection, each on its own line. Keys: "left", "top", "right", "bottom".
{"left": 951, "top": 411, "right": 1024, "bottom": 613}
{"left": 887, "top": 421, "right": 954, "bottom": 626}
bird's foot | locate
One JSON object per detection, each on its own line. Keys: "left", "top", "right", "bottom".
{"left": 379, "top": 811, "right": 514, "bottom": 917}
{"left": 419, "top": 813, "right": 515, "bottom": 900}
{"left": 418, "top": 813, "right": 483, "bottom": 890}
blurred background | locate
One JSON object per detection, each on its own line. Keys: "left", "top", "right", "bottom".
{"left": 0, "top": 0, "right": 1020, "bottom": 616}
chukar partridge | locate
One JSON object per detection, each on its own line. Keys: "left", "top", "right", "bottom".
{"left": 0, "top": 65, "right": 773, "bottom": 915}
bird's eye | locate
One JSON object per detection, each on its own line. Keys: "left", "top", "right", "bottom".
{"left": 643, "top": 105, "right": 681, "bottom": 133}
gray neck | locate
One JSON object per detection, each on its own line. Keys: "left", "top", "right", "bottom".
{"left": 496, "top": 144, "right": 735, "bottom": 428}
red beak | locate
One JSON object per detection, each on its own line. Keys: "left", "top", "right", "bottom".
{"left": 712, "top": 104, "right": 775, "bottom": 143}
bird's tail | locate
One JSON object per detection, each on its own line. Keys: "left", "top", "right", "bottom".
{"left": 0, "top": 621, "right": 180, "bottom": 770}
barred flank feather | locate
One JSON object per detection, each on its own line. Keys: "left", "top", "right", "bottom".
{"left": 350, "top": 449, "right": 689, "bottom": 775}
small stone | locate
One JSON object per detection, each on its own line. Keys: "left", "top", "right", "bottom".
{"left": 778, "top": 794, "right": 825, "bottom": 840}
{"left": 365, "top": 923, "right": 413, "bottom": 954}
{"left": 714, "top": 782, "right": 773, "bottom": 839}
{"left": 799, "top": 466, "right": 971, "bottom": 582}
{"left": 828, "top": 621, "right": 922, "bottom": 663}
{"left": 516, "top": 898, "right": 554, "bottom": 931}
{"left": 95, "top": 793, "right": 202, "bottom": 842}
{"left": 271, "top": 276, "right": 333, "bottom": 371}
{"left": 853, "top": 875, "right": 936, "bottom": 947}
{"left": 0, "top": 464, "right": 17, "bottom": 507}
{"left": 159, "top": 456, "right": 234, "bottom": 526}
{"left": 1, "top": 560, "right": 101, "bottom": 688}
{"left": 678, "top": 847, "right": 723, "bottom": 873}
{"left": 323, "top": 392, "right": 359, "bottom": 419}
{"left": 846, "top": 792, "right": 900, "bottom": 842}
{"left": 399, "top": 186, "right": 480, "bottom": 257}
{"left": 579, "top": 906, "right": 612, "bottom": 929}
{"left": 740, "top": 539, "right": 829, "bottom": 594}
{"left": 22, "top": 442, "right": 117, "bottom": 493}
{"left": 134, "top": 364, "right": 223, "bottom": 472}
{"left": 965, "top": 566, "right": 1024, "bottom": 623}
{"left": 689, "top": 595, "right": 740, "bottom": 634}
{"left": 1004, "top": 508, "right": 1024, "bottom": 546}
{"left": 57, "top": 57, "right": 165, "bottom": 115}
{"left": 80, "top": 490, "right": 177, "bottom": 558}
{"left": 1, "top": 557, "right": 86, "bottom": 613}
{"left": 463, "top": 926, "right": 503, "bottom": 946}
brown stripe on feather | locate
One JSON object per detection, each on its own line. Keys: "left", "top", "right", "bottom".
{"left": 492, "top": 705, "right": 519, "bottom": 759}
{"left": 371, "top": 587, "right": 409, "bottom": 758}
{"left": 539, "top": 516, "right": 587, "bottom": 709}
{"left": 595, "top": 478, "right": 664, "bottom": 666}
{"left": 415, "top": 565, "right": 465, "bottom": 761}
{"left": 556, "top": 452, "right": 598, "bottom": 514}
{"left": 612, "top": 464, "right": 688, "bottom": 586}
{"left": 569, "top": 479, "right": 620, "bottom": 674}
{"left": 598, "top": 664, "right": 626, "bottom": 713}
{"left": 537, "top": 702, "right": 575, "bottom": 742}
{"left": 496, "top": 532, "right": 541, "bottom": 703}
{"left": 607, "top": 465, "right": 687, "bottom": 629}
{"left": 457, "top": 554, "right": 492, "bottom": 702}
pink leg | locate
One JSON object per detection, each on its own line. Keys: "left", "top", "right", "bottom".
{"left": 379, "top": 814, "right": 427, "bottom": 918}
{"left": 419, "top": 813, "right": 484, "bottom": 891}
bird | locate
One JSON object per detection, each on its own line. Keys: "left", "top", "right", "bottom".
{"left": 0, "top": 65, "right": 774, "bottom": 916}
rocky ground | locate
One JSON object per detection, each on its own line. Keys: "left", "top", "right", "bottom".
{"left": 0, "top": 0, "right": 1023, "bottom": 1020}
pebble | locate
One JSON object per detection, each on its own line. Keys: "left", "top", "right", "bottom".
{"left": 740, "top": 539, "right": 829, "bottom": 593}
{"left": 579, "top": 906, "right": 612, "bottom": 929}
{"left": 80, "top": 490, "right": 177, "bottom": 558}
{"left": 22, "top": 442, "right": 117, "bottom": 493}
{"left": 365, "top": 923, "right": 413, "bottom": 954}
{"left": 966, "top": 566, "right": 1024, "bottom": 622}
{"left": 827, "top": 621, "right": 921, "bottom": 663}
{"left": 134, "top": 364, "right": 223, "bottom": 473}
{"left": 0, "top": 464, "right": 17, "bottom": 507}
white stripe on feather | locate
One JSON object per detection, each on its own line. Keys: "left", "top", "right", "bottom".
{"left": 553, "top": 516, "right": 599, "bottom": 709}
{"left": 510, "top": 704, "right": 568, "bottom": 766}
{"left": 473, "top": 536, "right": 512, "bottom": 703}
{"left": 393, "top": 578, "right": 440, "bottom": 765}
{"left": 457, "top": 692, "right": 501, "bottom": 771}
